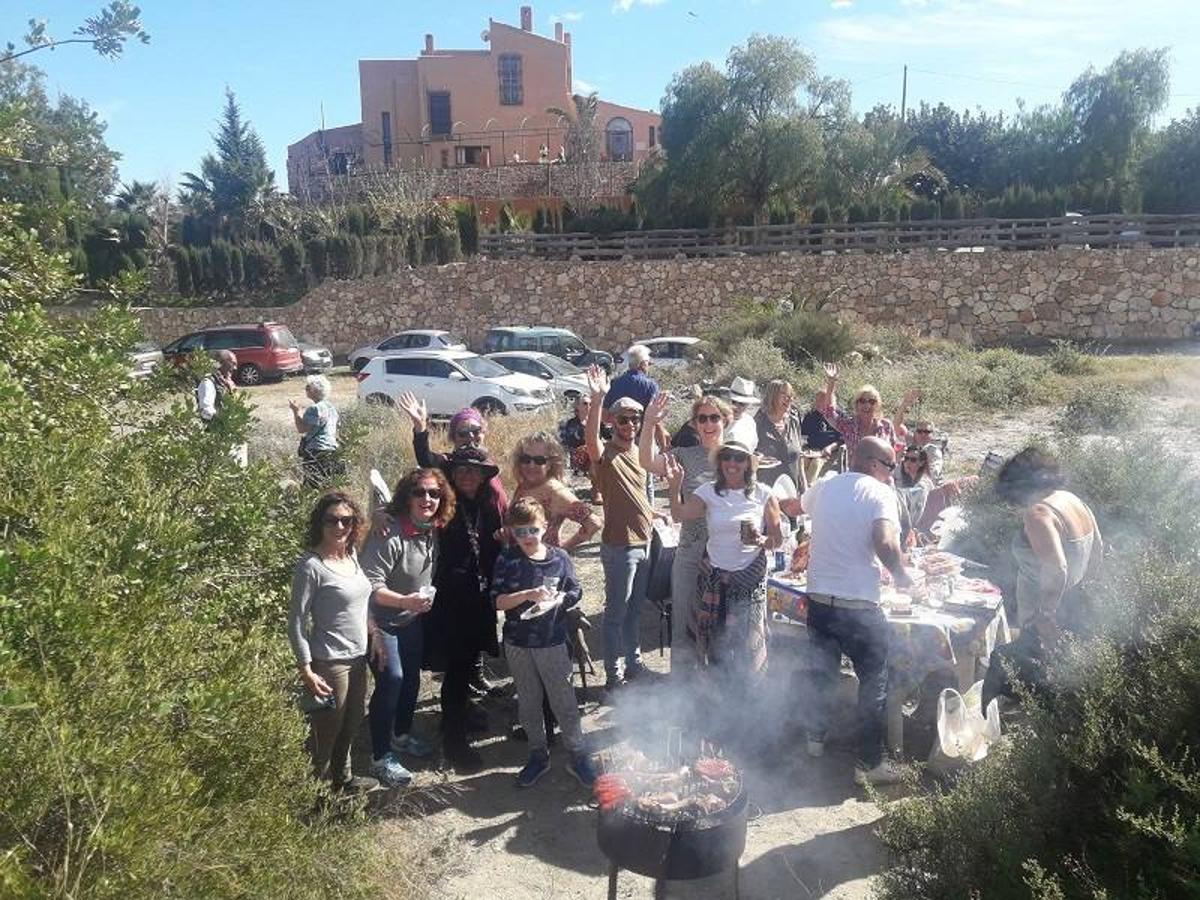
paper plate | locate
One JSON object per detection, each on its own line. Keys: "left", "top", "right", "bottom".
{"left": 520, "top": 597, "right": 563, "bottom": 620}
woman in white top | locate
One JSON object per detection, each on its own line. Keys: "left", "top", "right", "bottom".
{"left": 664, "top": 440, "right": 783, "bottom": 682}
{"left": 640, "top": 391, "right": 733, "bottom": 673}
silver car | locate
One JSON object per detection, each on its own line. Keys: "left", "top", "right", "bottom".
{"left": 485, "top": 351, "right": 590, "bottom": 401}
{"left": 349, "top": 329, "right": 467, "bottom": 373}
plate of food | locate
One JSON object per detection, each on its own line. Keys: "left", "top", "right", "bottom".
{"left": 520, "top": 595, "right": 564, "bottom": 620}
{"left": 754, "top": 455, "right": 782, "bottom": 469}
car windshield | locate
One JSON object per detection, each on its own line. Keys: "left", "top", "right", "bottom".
{"left": 457, "top": 355, "right": 510, "bottom": 378}
{"left": 541, "top": 355, "right": 582, "bottom": 375}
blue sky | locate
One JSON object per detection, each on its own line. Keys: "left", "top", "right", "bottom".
{"left": 6, "top": 0, "right": 1198, "bottom": 191}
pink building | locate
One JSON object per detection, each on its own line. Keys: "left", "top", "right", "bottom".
{"left": 286, "top": 5, "right": 661, "bottom": 195}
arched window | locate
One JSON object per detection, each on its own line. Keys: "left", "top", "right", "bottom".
{"left": 605, "top": 117, "right": 633, "bottom": 162}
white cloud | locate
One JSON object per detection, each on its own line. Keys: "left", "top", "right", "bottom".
{"left": 573, "top": 77, "right": 598, "bottom": 94}
{"left": 900, "top": 0, "right": 929, "bottom": 6}
{"left": 612, "top": 0, "right": 666, "bottom": 13}
{"left": 550, "top": 11, "right": 584, "bottom": 23}
{"left": 831, "top": 0, "right": 854, "bottom": 8}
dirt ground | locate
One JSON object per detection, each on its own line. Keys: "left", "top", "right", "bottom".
{"left": 246, "top": 362, "right": 1199, "bottom": 900}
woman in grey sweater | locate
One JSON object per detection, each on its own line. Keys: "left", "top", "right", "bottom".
{"left": 289, "top": 491, "right": 373, "bottom": 791}
{"left": 359, "top": 468, "right": 456, "bottom": 786}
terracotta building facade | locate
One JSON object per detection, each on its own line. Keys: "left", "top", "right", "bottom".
{"left": 287, "top": 5, "right": 661, "bottom": 196}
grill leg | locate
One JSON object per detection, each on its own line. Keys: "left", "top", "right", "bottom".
{"left": 732, "top": 862, "right": 741, "bottom": 900}
{"left": 654, "top": 878, "right": 667, "bottom": 900}
{"left": 607, "top": 862, "right": 618, "bottom": 900}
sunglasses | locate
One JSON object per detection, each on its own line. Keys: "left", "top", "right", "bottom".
{"left": 615, "top": 414, "right": 641, "bottom": 425}
{"left": 695, "top": 413, "right": 723, "bottom": 424}
{"left": 856, "top": 397, "right": 878, "bottom": 406}
{"left": 719, "top": 450, "right": 750, "bottom": 463}
{"left": 873, "top": 458, "right": 897, "bottom": 471}
{"left": 413, "top": 488, "right": 443, "bottom": 500}
{"left": 512, "top": 525, "right": 543, "bottom": 538}
{"left": 518, "top": 454, "right": 549, "bottom": 466}
{"left": 903, "top": 456, "right": 921, "bottom": 464}
{"left": 322, "top": 514, "right": 356, "bottom": 528}
{"left": 915, "top": 428, "right": 932, "bottom": 434}
{"left": 455, "top": 427, "right": 483, "bottom": 439}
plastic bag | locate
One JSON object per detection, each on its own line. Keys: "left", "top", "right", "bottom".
{"left": 928, "top": 679, "right": 1001, "bottom": 774}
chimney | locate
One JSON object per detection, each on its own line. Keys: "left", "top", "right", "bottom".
{"left": 520, "top": 5, "right": 533, "bottom": 31}
{"left": 424, "top": 33, "right": 434, "bottom": 54}
{"left": 564, "top": 31, "right": 572, "bottom": 47}
{"left": 555, "top": 21, "right": 564, "bottom": 42}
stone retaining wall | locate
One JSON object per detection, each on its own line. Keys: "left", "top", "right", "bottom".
{"left": 131, "top": 248, "right": 1200, "bottom": 356}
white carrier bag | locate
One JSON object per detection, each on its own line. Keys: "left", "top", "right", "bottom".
{"left": 929, "top": 679, "right": 1001, "bottom": 774}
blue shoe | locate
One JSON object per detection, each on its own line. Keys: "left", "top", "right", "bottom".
{"left": 391, "top": 733, "right": 434, "bottom": 758}
{"left": 567, "top": 753, "right": 597, "bottom": 788}
{"left": 370, "top": 752, "right": 413, "bottom": 787}
{"left": 515, "top": 752, "right": 551, "bottom": 788}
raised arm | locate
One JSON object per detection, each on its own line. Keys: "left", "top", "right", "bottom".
{"left": 639, "top": 391, "right": 671, "bottom": 476}
{"left": 893, "top": 389, "right": 919, "bottom": 440}
{"left": 664, "top": 453, "right": 706, "bottom": 522}
{"left": 398, "top": 391, "right": 443, "bottom": 468}
{"left": 289, "top": 399, "right": 314, "bottom": 435}
{"left": 584, "top": 365, "right": 609, "bottom": 464}
{"left": 819, "top": 361, "right": 839, "bottom": 414}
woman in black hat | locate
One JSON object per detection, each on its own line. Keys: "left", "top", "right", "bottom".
{"left": 426, "top": 446, "right": 507, "bottom": 772}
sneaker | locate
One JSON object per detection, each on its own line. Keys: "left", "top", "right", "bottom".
{"left": 465, "top": 703, "right": 489, "bottom": 733}
{"left": 624, "top": 662, "right": 648, "bottom": 681}
{"left": 603, "top": 677, "right": 625, "bottom": 695}
{"left": 806, "top": 738, "right": 825, "bottom": 758}
{"left": 469, "top": 672, "right": 496, "bottom": 698}
{"left": 515, "top": 752, "right": 551, "bottom": 788}
{"left": 445, "top": 744, "right": 485, "bottom": 774}
{"left": 334, "top": 774, "right": 380, "bottom": 795}
{"left": 391, "top": 733, "right": 434, "bottom": 758}
{"left": 370, "top": 753, "right": 414, "bottom": 787}
{"left": 854, "top": 758, "right": 906, "bottom": 786}
{"left": 567, "top": 753, "right": 597, "bottom": 788}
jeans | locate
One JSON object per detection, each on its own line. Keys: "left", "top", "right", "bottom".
{"left": 806, "top": 600, "right": 889, "bottom": 768}
{"left": 368, "top": 623, "right": 423, "bottom": 761}
{"left": 600, "top": 543, "right": 651, "bottom": 680}
{"left": 506, "top": 642, "right": 584, "bottom": 755}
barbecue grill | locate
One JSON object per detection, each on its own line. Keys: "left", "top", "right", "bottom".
{"left": 595, "top": 735, "right": 748, "bottom": 899}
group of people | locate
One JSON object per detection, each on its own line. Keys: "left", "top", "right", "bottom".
{"left": 281, "top": 340, "right": 1103, "bottom": 793}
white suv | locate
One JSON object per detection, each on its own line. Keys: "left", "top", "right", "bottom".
{"left": 355, "top": 350, "right": 554, "bottom": 416}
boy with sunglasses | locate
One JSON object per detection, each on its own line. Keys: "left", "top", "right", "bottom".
{"left": 492, "top": 498, "right": 596, "bottom": 788}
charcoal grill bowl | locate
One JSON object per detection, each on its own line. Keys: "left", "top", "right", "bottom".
{"left": 597, "top": 787, "right": 748, "bottom": 881}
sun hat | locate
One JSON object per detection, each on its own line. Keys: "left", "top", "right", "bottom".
{"left": 727, "top": 377, "right": 760, "bottom": 405}
{"left": 445, "top": 446, "right": 500, "bottom": 481}
{"left": 717, "top": 439, "right": 755, "bottom": 456}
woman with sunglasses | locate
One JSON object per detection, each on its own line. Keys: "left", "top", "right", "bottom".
{"left": 288, "top": 491, "right": 375, "bottom": 792}
{"left": 359, "top": 468, "right": 456, "bottom": 786}
{"left": 664, "top": 440, "right": 784, "bottom": 698}
{"left": 817, "top": 362, "right": 917, "bottom": 460}
{"left": 511, "top": 431, "right": 600, "bottom": 554}
{"left": 755, "top": 379, "right": 804, "bottom": 488}
{"left": 896, "top": 445, "right": 933, "bottom": 546}
{"left": 640, "top": 391, "right": 733, "bottom": 673}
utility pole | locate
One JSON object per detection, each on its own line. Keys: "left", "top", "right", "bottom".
{"left": 900, "top": 64, "right": 908, "bottom": 123}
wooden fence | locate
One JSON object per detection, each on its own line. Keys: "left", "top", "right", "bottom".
{"left": 477, "top": 214, "right": 1200, "bottom": 261}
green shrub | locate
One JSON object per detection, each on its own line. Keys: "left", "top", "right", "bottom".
{"left": 210, "top": 239, "right": 233, "bottom": 290}
{"left": 187, "top": 246, "right": 205, "bottom": 293}
{"left": 1047, "top": 339, "right": 1098, "bottom": 376}
{"left": 967, "top": 348, "right": 1051, "bottom": 408}
{"left": 229, "top": 245, "right": 245, "bottom": 287}
{"left": 169, "top": 245, "right": 193, "bottom": 295}
{"left": 279, "top": 238, "right": 305, "bottom": 288}
{"left": 711, "top": 337, "right": 797, "bottom": 388}
{"left": 454, "top": 203, "right": 480, "bottom": 253}
{"left": 1058, "top": 383, "right": 1137, "bottom": 433}
{"left": 773, "top": 309, "right": 856, "bottom": 368}
{"left": 304, "top": 238, "right": 327, "bottom": 281}
{"left": 0, "top": 202, "right": 379, "bottom": 898}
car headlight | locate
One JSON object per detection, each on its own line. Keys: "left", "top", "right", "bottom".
{"left": 501, "top": 385, "right": 531, "bottom": 397}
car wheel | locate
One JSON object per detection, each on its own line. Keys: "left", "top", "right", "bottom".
{"left": 235, "top": 363, "right": 262, "bottom": 386}
{"left": 365, "top": 393, "right": 395, "bottom": 406}
{"left": 473, "top": 397, "right": 506, "bottom": 417}
{"left": 351, "top": 357, "right": 369, "bottom": 373}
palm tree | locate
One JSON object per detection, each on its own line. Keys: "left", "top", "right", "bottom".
{"left": 546, "top": 93, "right": 602, "bottom": 215}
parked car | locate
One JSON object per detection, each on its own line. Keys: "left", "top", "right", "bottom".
{"left": 484, "top": 350, "right": 590, "bottom": 401}
{"left": 128, "top": 341, "right": 163, "bottom": 379}
{"left": 481, "top": 326, "right": 613, "bottom": 373}
{"left": 298, "top": 341, "right": 333, "bottom": 373}
{"left": 355, "top": 350, "right": 554, "bottom": 417}
{"left": 349, "top": 329, "right": 467, "bottom": 373}
{"left": 616, "top": 336, "right": 703, "bottom": 370}
{"left": 161, "top": 322, "right": 304, "bottom": 386}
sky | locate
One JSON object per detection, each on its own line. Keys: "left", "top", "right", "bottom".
{"left": 5, "top": 0, "right": 1199, "bottom": 191}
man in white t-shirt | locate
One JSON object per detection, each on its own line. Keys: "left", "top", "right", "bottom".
{"left": 800, "top": 436, "right": 912, "bottom": 786}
